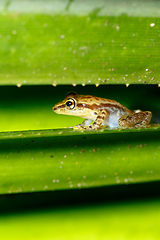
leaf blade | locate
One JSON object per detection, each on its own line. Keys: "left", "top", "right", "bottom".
{"left": 0, "top": 127, "right": 160, "bottom": 194}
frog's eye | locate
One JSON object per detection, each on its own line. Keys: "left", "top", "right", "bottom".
{"left": 65, "top": 98, "right": 76, "bottom": 109}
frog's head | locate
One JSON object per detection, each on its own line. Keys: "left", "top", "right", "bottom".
{"left": 52, "top": 92, "right": 95, "bottom": 118}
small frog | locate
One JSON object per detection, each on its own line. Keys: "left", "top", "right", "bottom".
{"left": 52, "top": 92, "right": 152, "bottom": 130}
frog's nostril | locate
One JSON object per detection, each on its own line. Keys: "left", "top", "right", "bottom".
{"left": 52, "top": 106, "right": 57, "bottom": 111}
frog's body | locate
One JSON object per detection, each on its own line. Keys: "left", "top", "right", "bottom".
{"left": 52, "top": 92, "right": 152, "bottom": 130}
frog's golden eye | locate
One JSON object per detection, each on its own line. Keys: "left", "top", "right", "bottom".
{"left": 65, "top": 98, "right": 76, "bottom": 109}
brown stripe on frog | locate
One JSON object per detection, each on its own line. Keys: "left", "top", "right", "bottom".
{"left": 78, "top": 96, "right": 100, "bottom": 101}
{"left": 77, "top": 102, "right": 130, "bottom": 112}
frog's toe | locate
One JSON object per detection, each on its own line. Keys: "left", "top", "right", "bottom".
{"left": 73, "top": 125, "right": 84, "bottom": 131}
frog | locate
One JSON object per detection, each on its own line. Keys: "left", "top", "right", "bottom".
{"left": 52, "top": 92, "right": 152, "bottom": 130}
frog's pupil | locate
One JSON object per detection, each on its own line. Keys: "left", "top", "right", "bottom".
{"left": 66, "top": 101, "right": 72, "bottom": 107}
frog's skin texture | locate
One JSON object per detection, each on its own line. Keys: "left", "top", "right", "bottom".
{"left": 52, "top": 92, "right": 152, "bottom": 130}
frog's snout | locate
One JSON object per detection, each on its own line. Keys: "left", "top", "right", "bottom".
{"left": 52, "top": 106, "right": 57, "bottom": 111}
{"left": 52, "top": 106, "right": 62, "bottom": 113}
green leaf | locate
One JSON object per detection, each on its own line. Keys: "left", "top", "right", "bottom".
{"left": 0, "top": 0, "right": 160, "bottom": 85}
{"left": 0, "top": 126, "right": 159, "bottom": 194}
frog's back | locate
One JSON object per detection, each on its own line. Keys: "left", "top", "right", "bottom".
{"left": 77, "top": 94, "right": 131, "bottom": 113}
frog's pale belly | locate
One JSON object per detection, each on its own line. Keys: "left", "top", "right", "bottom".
{"left": 103, "top": 112, "right": 121, "bottom": 128}
{"left": 103, "top": 109, "right": 130, "bottom": 128}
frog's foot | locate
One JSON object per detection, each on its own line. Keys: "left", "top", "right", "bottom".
{"left": 79, "top": 122, "right": 106, "bottom": 131}
{"left": 118, "top": 111, "right": 152, "bottom": 128}
{"left": 73, "top": 119, "right": 93, "bottom": 130}
{"left": 73, "top": 123, "right": 100, "bottom": 131}
{"left": 81, "top": 125, "right": 99, "bottom": 131}
{"left": 73, "top": 124, "right": 84, "bottom": 131}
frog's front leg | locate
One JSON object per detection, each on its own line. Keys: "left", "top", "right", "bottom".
{"left": 74, "top": 119, "right": 93, "bottom": 129}
{"left": 118, "top": 110, "right": 152, "bottom": 128}
{"left": 83, "top": 109, "right": 109, "bottom": 130}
